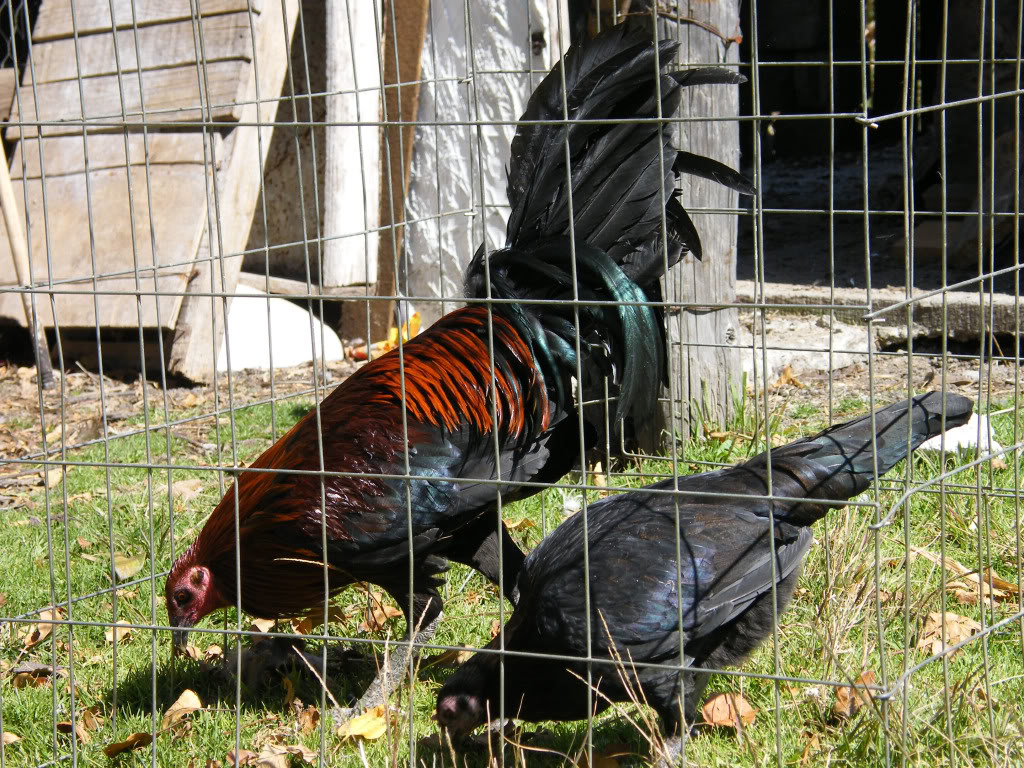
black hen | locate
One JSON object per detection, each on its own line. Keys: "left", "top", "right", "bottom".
{"left": 436, "top": 392, "right": 973, "bottom": 756}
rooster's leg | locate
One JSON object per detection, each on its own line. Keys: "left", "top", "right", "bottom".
{"left": 331, "top": 585, "right": 445, "bottom": 723}
{"left": 444, "top": 517, "right": 526, "bottom": 604}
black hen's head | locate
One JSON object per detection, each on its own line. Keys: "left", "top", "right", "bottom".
{"left": 435, "top": 651, "right": 501, "bottom": 739}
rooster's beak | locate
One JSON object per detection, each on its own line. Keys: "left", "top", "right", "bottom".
{"left": 169, "top": 615, "right": 193, "bottom": 652}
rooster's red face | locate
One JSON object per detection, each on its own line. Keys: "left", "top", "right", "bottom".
{"left": 165, "top": 563, "right": 223, "bottom": 650}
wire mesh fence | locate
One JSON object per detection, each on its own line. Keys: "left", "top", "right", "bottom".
{"left": 0, "top": 1, "right": 1022, "bottom": 766}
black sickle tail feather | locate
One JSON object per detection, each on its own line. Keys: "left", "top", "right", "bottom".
{"left": 464, "top": 20, "right": 752, "bottom": 428}
{"left": 741, "top": 392, "right": 975, "bottom": 526}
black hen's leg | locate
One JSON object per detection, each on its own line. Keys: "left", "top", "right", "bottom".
{"left": 332, "top": 557, "right": 448, "bottom": 722}
{"left": 444, "top": 516, "right": 527, "bottom": 604}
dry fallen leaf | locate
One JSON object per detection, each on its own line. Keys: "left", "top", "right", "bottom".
{"left": 917, "top": 611, "right": 982, "bottom": 656}
{"left": 56, "top": 720, "right": 91, "bottom": 744}
{"left": 161, "top": 688, "right": 203, "bottom": 729}
{"left": 297, "top": 706, "right": 320, "bottom": 734}
{"left": 24, "top": 607, "right": 63, "bottom": 649}
{"left": 113, "top": 553, "right": 145, "bottom": 581}
{"left": 103, "top": 732, "right": 153, "bottom": 757}
{"left": 76, "top": 537, "right": 92, "bottom": 549}
{"left": 773, "top": 363, "right": 804, "bottom": 389}
{"left": 255, "top": 744, "right": 318, "bottom": 767}
{"left": 578, "top": 742, "right": 628, "bottom": 768}
{"left": 40, "top": 466, "right": 68, "bottom": 488}
{"left": 105, "top": 621, "right": 133, "bottom": 644}
{"left": 250, "top": 618, "right": 275, "bottom": 633}
{"left": 490, "top": 619, "right": 501, "bottom": 639}
{"left": 292, "top": 605, "right": 350, "bottom": 635}
{"left": 227, "top": 749, "right": 257, "bottom": 767}
{"left": 701, "top": 692, "right": 757, "bottom": 728}
{"left": 428, "top": 646, "right": 474, "bottom": 668}
{"left": 172, "top": 478, "right": 204, "bottom": 503}
{"left": 358, "top": 604, "right": 402, "bottom": 633}
{"left": 833, "top": 670, "right": 876, "bottom": 720}
{"left": 180, "top": 392, "right": 199, "bottom": 408}
{"left": 1, "top": 732, "right": 20, "bottom": 745}
{"left": 336, "top": 706, "right": 388, "bottom": 740}
{"left": 503, "top": 517, "right": 536, "bottom": 531}
{"left": 800, "top": 732, "right": 821, "bottom": 766}
{"left": 204, "top": 644, "right": 224, "bottom": 661}
{"left": 282, "top": 677, "right": 296, "bottom": 708}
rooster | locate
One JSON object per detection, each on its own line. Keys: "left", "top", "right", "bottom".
{"left": 165, "top": 20, "right": 751, "bottom": 716}
{"left": 436, "top": 392, "right": 973, "bottom": 762}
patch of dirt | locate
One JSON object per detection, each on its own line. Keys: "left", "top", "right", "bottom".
{"left": 0, "top": 358, "right": 358, "bottom": 500}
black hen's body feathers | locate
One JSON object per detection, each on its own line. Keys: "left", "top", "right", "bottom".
{"left": 437, "top": 393, "right": 973, "bottom": 738}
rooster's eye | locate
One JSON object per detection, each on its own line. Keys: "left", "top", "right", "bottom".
{"left": 175, "top": 590, "right": 191, "bottom": 606}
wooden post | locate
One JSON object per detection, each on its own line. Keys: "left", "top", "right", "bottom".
{"left": 0, "top": 140, "right": 54, "bottom": 387}
{"left": 365, "top": 0, "right": 430, "bottom": 341}
{"left": 659, "top": 2, "right": 744, "bottom": 444}
{"left": 322, "top": 1, "right": 383, "bottom": 291}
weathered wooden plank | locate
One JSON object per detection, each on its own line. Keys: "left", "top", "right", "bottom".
{"left": 0, "top": 69, "right": 16, "bottom": 121}
{"left": 28, "top": 13, "right": 253, "bottom": 84}
{"left": 8, "top": 60, "right": 247, "bottom": 138}
{"left": 0, "top": 160, "right": 211, "bottom": 328}
{"left": 33, "top": 0, "right": 260, "bottom": 42}
{"left": 15, "top": 133, "right": 212, "bottom": 179}
{"left": 238, "top": 270, "right": 370, "bottom": 298}
{"left": 366, "top": 0, "right": 429, "bottom": 339}
{"left": 322, "top": 1, "right": 382, "bottom": 289}
{"left": 168, "top": 0, "right": 300, "bottom": 381}
{"left": 658, "top": 4, "right": 743, "bottom": 445}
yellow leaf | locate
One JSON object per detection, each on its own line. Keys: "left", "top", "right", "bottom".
{"left": 2, "top": 732, "right": 21, "bottom": 745}
{"left": 105, "top": 621, "right": 133, "bottom": 643}
{"left": 833, "top": 671, "right": 876, "bottom": 720}
{"left": 40, "top": 466, "right": 67, "bottom": 488}
{"left": 181, "top": 392, "right": 199, "bottom": 408}
{"left": 161, "top": 688, "right": 203, "bottom": 729}
{"left": 701, "top": 692, "right": 757, "bottom": 728}
{"left": 504, "top": 517, "right": 536, "bottom": 531}
{"left": 250, "top": 618, "right": 275, "bottom": 633}
{"left": 490, "top": 619, "right": 502, "bottom": 639}
{"left": 773, "top": 364, "right": 804, "bottom": 389}
{"left": 336, "top": 706, "right": 388, "bottom": 740}
{"left": 113, "top": 553, "right": 145, "bottom": 581}
{"left": 103, "top": 732, "right": 153, "bottom": 757}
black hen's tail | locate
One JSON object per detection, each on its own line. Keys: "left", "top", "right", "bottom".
{"left": 735, "top": 391, "right": 974, "bottom": 526}
{"left": 464, "top": 21, "right": 753, "bottom": 427}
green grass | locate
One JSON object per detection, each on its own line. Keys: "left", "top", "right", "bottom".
{"left": 2, "top": 391, "right": 1024, "bottom": 767}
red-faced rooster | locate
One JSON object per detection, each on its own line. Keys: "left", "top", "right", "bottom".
{"left": 165, "top": 19, "right": 752, "bottom": 717}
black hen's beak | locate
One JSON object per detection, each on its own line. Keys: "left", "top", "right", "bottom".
{"left": 169, "top": 615, "right": 193, "bottom": 652}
